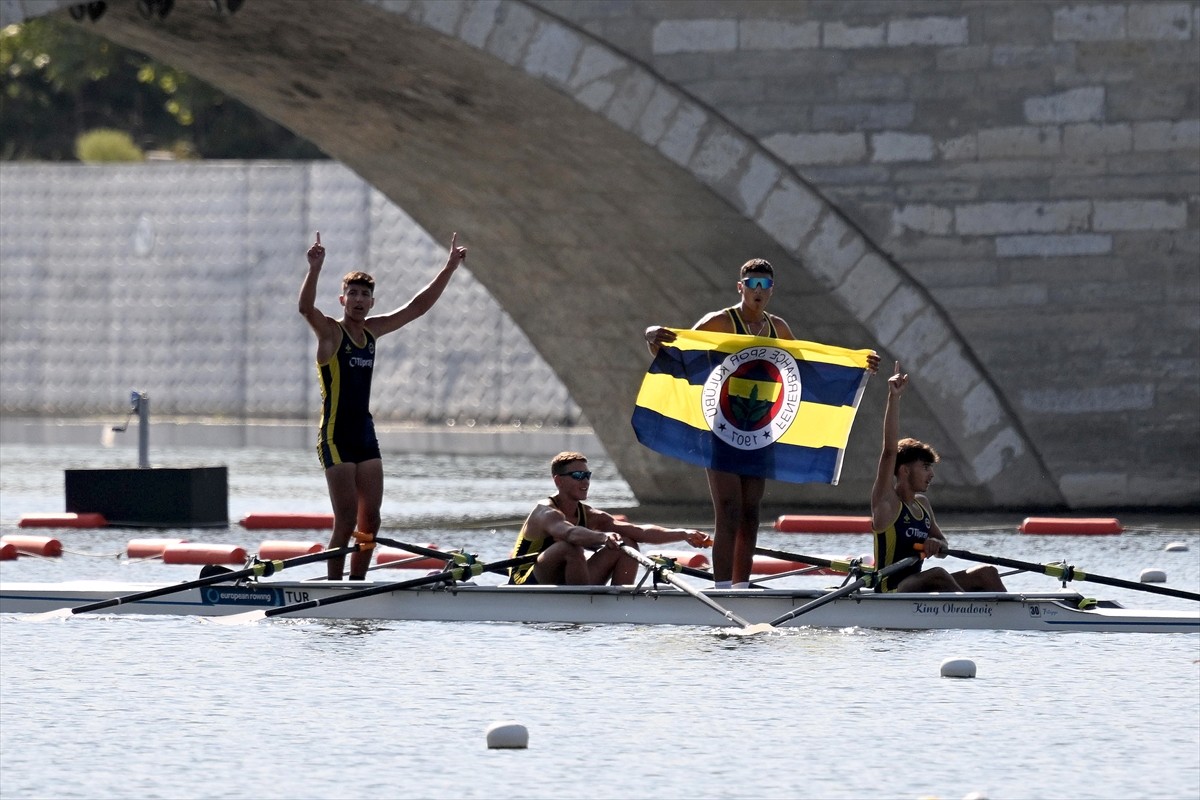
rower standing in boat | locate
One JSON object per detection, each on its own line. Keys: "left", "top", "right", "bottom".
{"left": 869, "top": 362, "right": 1005, "bottom": 593}
{"left": 509, "top": 452, "right": 712, "bottom": 586}
{"left": 299, "top": 231, "right": 467, "bottom": 581}
{"left": 645, "top": 258, "right": 880, "bottom": 589}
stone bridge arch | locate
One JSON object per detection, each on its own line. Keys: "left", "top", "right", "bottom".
{"left": 1, "top": 0, "right": 1099, "bottom": 511}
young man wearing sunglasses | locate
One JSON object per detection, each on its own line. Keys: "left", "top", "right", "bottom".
{"left": 645, "top": 258, "right": 879, "bottom": 589}
{"left": 509, "top": 451, "right": 712, "bottom": 585}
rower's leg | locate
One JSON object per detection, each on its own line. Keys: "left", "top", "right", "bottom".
{"left": 349, "top": 458, "right": 383, "bottom": 580}
{"left": 323, "top": 462, "right": 359, "bottom": 580}
{"left": 953, "top": 565, "right": 1006, "bottom": 592}
{"left": 732, "top": 475, "right": 765, "bottom": 586}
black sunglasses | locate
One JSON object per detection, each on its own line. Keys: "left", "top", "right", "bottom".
{"left": 558, "top": 470, "right": 592, "bottom": 480}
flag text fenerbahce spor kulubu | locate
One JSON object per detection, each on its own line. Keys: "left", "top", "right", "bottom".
{"left": 631, "top": 329, "right": 874, "bottom": 484}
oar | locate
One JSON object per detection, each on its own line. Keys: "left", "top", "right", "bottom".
{"left": 946, "top": 548, "right": 1200, "bottom": 602}
{"left": 29, "top": 544, "right": 360, "bottom": 621}
{"left": 643, "top": 554, "right": 769, "bottom": 589}
{"left": 754, "top": 546, "right": 864, "bottom": 575}
{"left": 621, "top": 545, "right": 773, "bottom": 633}
{"left": 747, "top": 564, "right": 832, "bottom": 583}
{"left": 212, "top": 552, "right": 539, "bottom": 625}
{"left": 767, "top": 556, "right": 919, "bottom": 627}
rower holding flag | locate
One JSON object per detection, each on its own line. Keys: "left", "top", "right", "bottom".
{"left": 639, "top": 257, "right": 880, "bottom": 590}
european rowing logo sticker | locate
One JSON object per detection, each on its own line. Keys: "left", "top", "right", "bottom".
{"left": 702, "top": 345, "right": 802, "bottom": 450}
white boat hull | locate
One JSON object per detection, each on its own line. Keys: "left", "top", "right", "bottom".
{"left": 1, "top": 580, "right": 1196, "bottom": 633}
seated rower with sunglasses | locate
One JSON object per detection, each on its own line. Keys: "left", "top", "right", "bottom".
{"left": 645, "top": 258, "right": 880, "bottom": 590}
{"left": 508, "top": 451, "right": 712, "bottom": 586}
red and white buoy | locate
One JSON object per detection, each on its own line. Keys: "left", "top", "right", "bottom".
{"left": 18, "top": 512, "right": 107, "bottom": 529}
{"left": 1019, "top": 517, "right": 1122, "bottom": 535}
{"left": 1, "top": 535, "right": 63, "bottom": 557}
{"left": 127, "top": 538, "right": 189, "bottom": 559}
{"left": 161, "top": 542, "right": 247, "bottom": 565}
{"left": 774, "top": 515, "right": 873, "bottom": 534}
{"left": 238, "top": 512, "right": 334, "bottom": 530}
{"left": 257, "top": 540, "right": 324, "bottom": 560}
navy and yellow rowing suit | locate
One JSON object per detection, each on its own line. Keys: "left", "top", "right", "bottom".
{"left": 508, "top": 497, "right": 589, "bottom": 585}
{"left": 872, "top": 499, "right": 932, "bottom": 592}
{"left": 726, "top": 306, "right": 778, "bottom": 338}
{"left": 316, "top": 323, "right": 381, "bottom": 468}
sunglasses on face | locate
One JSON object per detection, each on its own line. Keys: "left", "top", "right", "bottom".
{"left": 558, "top": 470, "right": 592, "bottom": 481}
{"left": 741, "top": 276, "right": 773, "bottom": 290}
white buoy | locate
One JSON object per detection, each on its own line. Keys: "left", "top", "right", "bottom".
{"left": 940, "top": 657, "right": 977, "bottom": 679}
{"left": 1139, "top": 568, "right": 1167, "bottom": 583}
{"left": 1165, "top": 542, "right": 1189, "bottom": 552}
{"left": 486, "top": 720, "right": 529, "bottom": 749}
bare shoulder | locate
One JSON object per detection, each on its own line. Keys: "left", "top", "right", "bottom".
{"left": 694, "top": 309, "right": 733, "bottom": 333}
{"left": 771, "top": 315, "right": 796, "bottom": 340}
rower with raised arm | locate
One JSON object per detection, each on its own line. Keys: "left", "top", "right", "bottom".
{"left": 299, "top": 231, "right": 467, "bottom": 581}
{"left": 869, "top": 362, "right": 1006, "bottom": 593}
{"left": 509, "top": 452, "right": 712, "bottom": 586}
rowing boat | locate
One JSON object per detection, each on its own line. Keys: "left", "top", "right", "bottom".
{"left": 1, "top": 578, "right": 1195, "bottom": 633}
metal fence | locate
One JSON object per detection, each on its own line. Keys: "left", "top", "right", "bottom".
{"left": 0, "top": 161, "right": 583, "bottom": 428}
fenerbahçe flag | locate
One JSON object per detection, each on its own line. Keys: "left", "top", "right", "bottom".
{"left": 631, "top": 329, "right": 873, "bottom": 484}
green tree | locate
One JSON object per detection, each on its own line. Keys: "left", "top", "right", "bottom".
{"left": 1, "top": 14, "right": 326, "bottom": 160}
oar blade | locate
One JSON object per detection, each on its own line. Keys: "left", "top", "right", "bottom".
{"left": 24, "top": 608, "right": 75, "bottom": 623}
{"left": 739, "top": 622, "right": 776, "bottom": 636}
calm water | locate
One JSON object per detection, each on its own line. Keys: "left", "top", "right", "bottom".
{"left": 1, "top": 443, "right": 1198, "bottom": 800}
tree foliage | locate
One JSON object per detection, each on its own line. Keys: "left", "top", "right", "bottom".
{"left": 1, "top": 14, "right": 327, "bottom": 161}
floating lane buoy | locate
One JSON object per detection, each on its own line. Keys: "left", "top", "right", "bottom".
{"left": 485, "top": 720, "right": 529, "bottom": 749}
{"left": 1018, "top": 517, "right": 1122, "bottom": 535}
{"left": 18, "top": 512, "right": 107, "bottom": 529}
{"left": 0, "top": 542, "right": 17, "bottom": 560}
{"left": 940, "top": 658, "right": 977, "bottom": 679}
{"left": 376, "top": 544, "right": 444, "bottom": 571}
{"left": 648, "top": 550, "right": 711, "bottom": 570}
{"left": 238, "top": 512, "right": 334, "bottom": 530}
{"left": 161, "top": 542, "right": 247, "bottom": 565}
{"left": 127, "top": 538, "right": 189, "bottom": 559}
{"left": 1165, "top": 542, "right": 1189, "bottom": 552}
{"left": 774, "top": 515, "right": 873, "bottom": 533}
{"left": 257, "top": 540, "right": 324, "bottom": 559}
{"left": 1139, "top": 568, "right": 1167, "bottom": 584}
{"left": 1, "top": 535, "right": 63, "bottom": 557}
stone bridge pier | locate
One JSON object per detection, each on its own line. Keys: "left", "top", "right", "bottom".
{"left": 3, "top": 0, "right": 1197, "bottom": 511}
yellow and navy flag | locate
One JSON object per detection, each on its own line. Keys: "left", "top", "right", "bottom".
{"left": 631, "top": 329, "right": 873, "bottom": 484}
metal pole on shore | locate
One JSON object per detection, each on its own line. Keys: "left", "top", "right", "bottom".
{"left": 134, "top": 391, "right": 149, "bottom": 469}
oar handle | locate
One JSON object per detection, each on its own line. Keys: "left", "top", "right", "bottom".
{"left": 374, "top": 537, "right": 453, "bottom": 562}
{"left": 68, "top": 544, "right": 359, "bottom": 615}
{"left": 753, "top": 547, "right": 842, "bottom": 570}
{"left": 945, "top": 549, "right": 1200, "bottom": 602}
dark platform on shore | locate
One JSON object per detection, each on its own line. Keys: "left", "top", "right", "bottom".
{"left": 65, "top": 466, "right": 228, "bottom": 528}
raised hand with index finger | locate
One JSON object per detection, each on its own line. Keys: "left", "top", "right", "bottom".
{"left": 888, "top": 361, "right": 908, "bottom": 396}
{"left": 447, "top": 232, "right": 467, "bottom": 267}
{"left": 307, "top": 231, "right": 325, "bottom": 270}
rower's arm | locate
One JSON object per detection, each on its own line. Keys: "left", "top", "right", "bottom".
{"left": 870, "top": 362, "right": 906, "bottom": 531}
{"left": 606, "top": 515, "right": 712, "bottom": 548}
{"left": 536, "top": 507, "right": 610, "bottom": 549}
